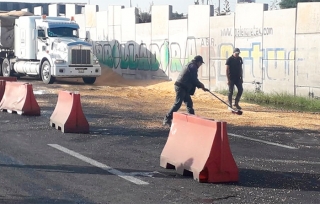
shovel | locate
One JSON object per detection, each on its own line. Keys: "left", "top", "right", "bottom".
{"left": 205, "top": 89, "right": 243, "bottom": 115}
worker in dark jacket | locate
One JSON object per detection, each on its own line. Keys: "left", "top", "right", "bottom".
{"left": 163, "top": 55, "right": 208, "bottom": 126}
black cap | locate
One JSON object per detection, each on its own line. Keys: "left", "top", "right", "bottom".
{"left": 233, "top": 48, "right": 241, "bottom": 53}
{"left": 194, "top": 55, "right": 205, "bottom": 64}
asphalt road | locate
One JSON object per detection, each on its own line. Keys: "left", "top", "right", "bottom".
{"left": 0, "top": 79, "right": 319, "bottom": 204}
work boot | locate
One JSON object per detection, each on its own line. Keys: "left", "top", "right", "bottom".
{"left": 162, "top": 116, "right": 172, "bottom": 126}
{"left": 233, "top": 103, "right": 242, "bottom": 110}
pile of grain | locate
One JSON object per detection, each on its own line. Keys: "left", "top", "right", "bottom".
{"left": 74, "top": 67, "right": 320, "bottom": 131}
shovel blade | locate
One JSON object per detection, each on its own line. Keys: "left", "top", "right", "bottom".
{"left": 231, "top": 110, "right": 243, "bottom": 115}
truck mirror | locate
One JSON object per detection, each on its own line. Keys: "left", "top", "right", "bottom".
{"left": 38, "top": 30, "right": 46, "bottom": 38}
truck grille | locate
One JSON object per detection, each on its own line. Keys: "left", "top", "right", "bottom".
{"left": 71, "top": 49, "right": 91, "bottom": 65}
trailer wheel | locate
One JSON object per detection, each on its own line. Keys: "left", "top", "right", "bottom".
{"left": 0, "top": 58, "right": 3, "bottom": 76}
{"left": 41, "top": 60, "right": 55, "bottom": 84}
{"left": 82, "top": 77, "right": 96, "bottom": 84}
{"left": 2, "top": 58, "right": 11, "bottom": 77}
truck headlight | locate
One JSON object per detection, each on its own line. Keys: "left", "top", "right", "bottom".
{"left": 54, "top": 59, "right": 66, "bottom": 64}
{"left": 94, "top": 59, "right": 99, "bottom": 64}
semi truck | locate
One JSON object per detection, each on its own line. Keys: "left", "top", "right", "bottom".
{"left": 0, "top": 12, "right": 101, "bottom": 84}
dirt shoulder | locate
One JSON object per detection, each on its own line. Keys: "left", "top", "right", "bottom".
{"left": 50, "top": 67, "right": 320, "bottom": 131}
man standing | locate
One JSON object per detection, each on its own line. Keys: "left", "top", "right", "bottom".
{"left": 163, "top": 55, "right": 208, "bottom": 126}
{"left": 226, "top": 48, "right": 243, "bottom": 110}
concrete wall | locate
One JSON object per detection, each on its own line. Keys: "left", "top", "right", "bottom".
{"left": 151, "top": 5, "right": 171, "bottom": 78}
{"left": 187, "top": 5, "right": 214, "bottom": 89}
{"left": 210, "top": 14, "right": 235, "bottom": 90}
{"left": 295, "top": 2, "right": 320, "bottom": 97}
{"left": 34, "top": 6, "right": 42, "bottom": 15}
{"left": 0, "top": 2, "right": 50, "bottom": 14}
{"left": 169, "top": 19, "right": 188, "bottom": 81}
{"left": 30, "top": 2, "right": 320, "bottom": 98}
{"left": 48, "top": 4, "right": 59, "bottom": 17}
{"left": 263, "top": 8, "right": 296, "bottom": 95}
{"left": 234, "top": 4, "right": 266, "bottom": 92}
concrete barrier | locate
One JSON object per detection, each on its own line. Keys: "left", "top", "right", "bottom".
{"left": 160, "top": 112, "right": 239, "bottom": 183}
{"left": 50, "top": 91, "right": 89, "bottom": 133}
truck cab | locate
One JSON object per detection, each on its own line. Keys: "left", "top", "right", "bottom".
{"left": 1, "top": 15, "right": 101, "bottom": 84}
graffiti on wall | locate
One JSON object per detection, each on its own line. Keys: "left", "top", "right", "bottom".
{"left": 92, "top": 37, "right": 212, "bottom": 73}
{"left": 92, "top": 38, "right": 294, "bottom": 81}
{"left": 218, "top": 42, "right": 294, "bottom": 80}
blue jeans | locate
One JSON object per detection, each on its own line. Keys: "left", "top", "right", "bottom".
{"left": 165, "top": 85, "right": 194, "bottom": 120}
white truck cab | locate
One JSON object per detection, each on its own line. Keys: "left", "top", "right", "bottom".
{"left": 1, "top": 15, "right": 101, "bottom": 84}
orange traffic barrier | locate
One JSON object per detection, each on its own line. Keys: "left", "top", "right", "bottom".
{"left": 0, "top": 82, "right": 40, "bottom": 115}
{"left": 160, "top": 112, "right": 239, "bottom": 183}
{"left": 0, "top": 77, "right": 18, "bottom": 101}
{"left": 50, "top": 91, "right": 89, "bottom": 133}
{"left": 0, "top": 76, "right": 17, "bottom": 82}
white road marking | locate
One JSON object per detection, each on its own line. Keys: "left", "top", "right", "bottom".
{"left": 33, "top": 90, "right": 46, "bottom": 95}
{"left": 245, "top": 158, "right": 320, "bottom": 165}
{"left": 229, "top": 133, "right": 298, "bottom": 150}
{"left": 128, "top": 171, "right": 160, "bottom": 178}
{"left": 48, "top": 144, "right": 149, "bottom": 185}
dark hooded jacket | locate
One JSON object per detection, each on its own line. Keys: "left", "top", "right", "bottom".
{"left": 174, "top": 61, "right": 203, "bottom": 95}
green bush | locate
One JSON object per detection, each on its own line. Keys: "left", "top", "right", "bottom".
{"left": 216, "top": 90, "right": 320, "bottom": 112}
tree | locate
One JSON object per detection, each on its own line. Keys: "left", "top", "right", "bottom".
{"left": 222, "top": 0, "right": 231, "bottom": 13}
{"left": 279, "top": 0, "right": 319, "bottom": 9}
{"left": 137, "top": 1, "right": 153, "bottom": 23}
{"left": 215, "top": 0, "right": 230, "bottom": 16}
{"left": 269, "top": 0, "right": 279, "bottom": 10}
{"left": 171, "top": 12, "right": 187, "bottom": 20}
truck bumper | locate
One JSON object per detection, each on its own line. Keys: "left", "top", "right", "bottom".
{"left": 52, "top": 65, "right": 101, "bottom": 77}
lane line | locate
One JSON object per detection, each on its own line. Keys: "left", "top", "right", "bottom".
{"left": 48, "top": 144, "right": 149, "bottom": 185}
{"left": 229, "top": 133, "right": 298, "bottom": 150}
{"left": 242, "top": 158, "right": 320, "bottom": 165}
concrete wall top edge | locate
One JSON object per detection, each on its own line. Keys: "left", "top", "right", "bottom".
{"left": 264, "top": 7, "right": 296, "bottom": 14}
{"left": 235, "top": 3, "right": 268, "bottom": 11}
{"left": 210, "top": 12, "right": 235, "bottom": 19}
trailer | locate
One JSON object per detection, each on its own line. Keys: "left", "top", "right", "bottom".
{"left": 0, "top": 11, "right": 101, "bottom": 84}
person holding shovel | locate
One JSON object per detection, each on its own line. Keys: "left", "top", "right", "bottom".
{"left": 163, "top": 55, "right": 209, "bottom": 126}
{"left": 226, "top": 48, "right": 244, "bottom": 110}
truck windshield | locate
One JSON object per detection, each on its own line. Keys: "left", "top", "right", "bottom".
{"left": 47, "top": 27, "right": 78, "bottom": 38}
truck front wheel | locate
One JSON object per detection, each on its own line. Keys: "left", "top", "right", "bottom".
{"left": 2, "top": 58, "right": 11, "bottom": 77}
{"left": 0, "top": 58, "right": 3, "bottom": 76}
{"left": 41, "top": 60, "right": 55, "bottom": 84}
{"left": 82, "top": 77, "right": 96, "bottom": 84}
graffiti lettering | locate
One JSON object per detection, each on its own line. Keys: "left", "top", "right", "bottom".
{"left": 170, "top": 43, "right": 183, "bottom": 72}
{"left": 219, "top": 43, "right": 294, "bottom": 81}
{"left": 221, "top": 27, "right": 274, "bottom": 37}
{"left": 93, "top": 39, "right": 294, "bottom": 83}
{"left": 221, "top": 28, "right": 233, "bottom": 37}
{"left": 94, "top": 40, "right": 170, "bottom": 71}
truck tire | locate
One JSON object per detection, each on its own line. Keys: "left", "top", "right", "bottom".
{"left": 0, "top": 58, "right": 3, "bottom": 76}
{"left": 2, "top": 58, "right": 11, "bottom": 77}
{"left": 82, "top": 77, "right": 96, "bottom": 84}
{"left": 41, "top": 60, "right": 55, "bottom": 84}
